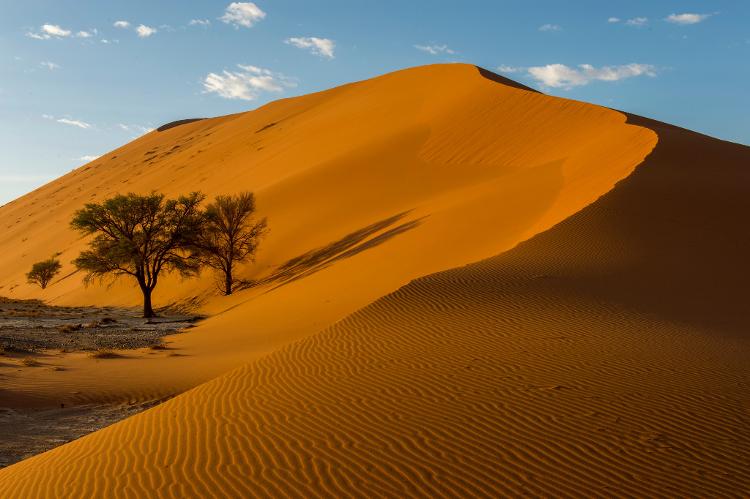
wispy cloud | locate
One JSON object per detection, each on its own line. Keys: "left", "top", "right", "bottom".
{"left": 189, "top": 19, "right": 211, "bottom": 27}
{"left": 607, "top": 17, "right": 621, "bottom": 23}
{"left": 78, "top": 155, "right": 101, "bottom": 162}
{"left": 414, "top": 44, "right": 456, "bottom": 55}
{"left": 28, "top": 24, "right": 99, "bottom": 41}
{"left": 539, "top": 24, "right": 561, "bottom": 32}
{"left": 497, "top": 65, "right": 523, "bottom": 74}
{"left": 57, "top": 118, "right": 92, "bottom": 129}
{"left": 527, "top": 63, "right": 657, "bottom": 89}
{"left": 136, "top": 25, "right": 157, "bottom": 38}
{"left": 220, "top": 2, "right": 266, "bottom": 28}
{"left": 113, "top": 19, "right": 157, "bottom": 38}
{"left": 285, "top": 37, "right": 335, "bottom": 59}
{"left": 117, "top": 123, "right": 154, "bottom": 134}
{"left": 625, "top": 17, "right": 648, "bottom": 27}
{"left": 202, "top": 64, "right": 295, "bottom": 101}
{"left": 42, "top": 114, "right": 92, "bottom": 129}
{"left": 40, "top": 61, "right": 60, "bottom": 70}
{"left": 27, "top": 24, "right": 72, "bottom": 40}
{"left": 665, "top": 13, "right": 712, "bottom": 25}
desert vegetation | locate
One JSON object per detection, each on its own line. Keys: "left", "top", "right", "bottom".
{"left": 70, "top": 191, "right": 266, "bottom": 317}
{"left": 71, "top": 192, "right": 205, "bottom": 318}
{"left": 194, "top": 192, "right": 267, "bottom": 295}
{"left": 26, "top": 258, "right": 62, "bottom": 289}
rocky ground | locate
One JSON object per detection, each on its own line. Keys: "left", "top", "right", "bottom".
{"left": 0, "top": 399, "right": 170, "bottom": 468}
{"left": 0, "top": 297, "right": 202, "bottom": 354}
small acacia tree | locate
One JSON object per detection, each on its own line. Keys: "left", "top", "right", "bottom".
{"left": 195, "top": 192, "right": 267, "bottom": 295}
{"left": 26, "top": 257, "right": 62, "bottom": 289}
{"left": 71, "top": 192, "right": 204, "bottom": 318}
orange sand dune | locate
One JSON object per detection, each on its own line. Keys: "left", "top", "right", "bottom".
{"left": 0, "top": 64, "right": 655, "bottom": 406}
{"left": 2, "top": 64, "right": 749, "bottom": 496}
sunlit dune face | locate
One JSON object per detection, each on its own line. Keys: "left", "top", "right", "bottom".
{"left": 0, "top": 64, "right": 656, "bottom": 405}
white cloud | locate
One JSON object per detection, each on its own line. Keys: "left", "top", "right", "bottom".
{"left": 113, "top": 21, "right": 130, "bottom": 29}
{"left": 27, "top": 24, "right": 72, "bottom": 40}
{"left": 220, "top": 2, "right": 266, "bottom": 28}
{"left": 539, "top": 24, "right": 561, "bottom": 32}
{"left": 527, "top": 63, "right": 657, "bottom": 89}
{"left": 414, "top": 44, "right": 456, "bottom": 55}
{"left": 136, "top": 25, "right": 157, "bottom": 37}
{"left": 41, "top": 24, "right": 71, "bottom": 37}
{"left": 189, "top": 19, "right": 211, "bottom": 26}
{"left": 497, "top": 65, "right": 522, "bottom": 73}
{"left": 57, "top": 118, "right": 92, "bottom": 129}
{"left": 117, "top": 123, "right": 154, "bottom": 134}
{"left": 40, "top": 61, "right": 60, "bottom": 70}
{"left": 625, "top": 17, "right": 648, "bottom": 27}
{"left": 608, "top": 17, "right": 621, "bottom": 23}
{"left": 43, "top": 114, "right": 92, "bottom": 129}
{"left": 27, "top": 24, "right": 98, "bottom": 40}
{"left": 78, "top": 155, "right": 101, "bottom": 162}
{"left": 285, "top": 37, "right": 335, "bottom": 59}
{"left": 202, "top": 64, "right": 295, "bottom": 101}
{"left": 665, "top": 13, "right": 712, "bottom": 25}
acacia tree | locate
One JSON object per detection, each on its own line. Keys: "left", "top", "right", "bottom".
{"left": 71, "top": 192, "right": 204, "bottom": 318}
{"left": 26, "top": 257, "right": 62, "bottom": 289}
{"left": 196, "top": 192, "right": 267, "bottom": 295}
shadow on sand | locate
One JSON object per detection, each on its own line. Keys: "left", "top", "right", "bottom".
{"left": 240, "top": 211, "right": 425, "bottom": 292}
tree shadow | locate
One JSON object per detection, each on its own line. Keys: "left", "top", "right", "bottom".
{"left": 239, "top": 211, "right": 426, "bottom": 292}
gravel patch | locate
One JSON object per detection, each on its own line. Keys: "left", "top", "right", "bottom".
{"left": 0, "top": 297, "right": 202, "bottom": 353}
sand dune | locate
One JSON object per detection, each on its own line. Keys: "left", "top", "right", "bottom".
{"left": 0, "top": 64, "right": 655, "bottom": 406}
{"left": 1, "top": 64, "right": 749, "bottom": 496}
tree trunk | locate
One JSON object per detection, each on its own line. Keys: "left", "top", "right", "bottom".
{"left": 225, "top": 265, "right": 233, "bottom": 296}
{"left": 142, "top": 287, "right": 154, "bottom": 318}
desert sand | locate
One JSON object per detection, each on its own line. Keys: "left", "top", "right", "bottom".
{"left": 0, "top": 64, "right": 748, "bottom": 496}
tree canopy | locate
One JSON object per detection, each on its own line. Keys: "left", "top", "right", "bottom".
{"left": 71, "top": 192, "right": 204, "bottom": 317}
{"left": 26, "top": 257, "right": 62, "bottom": 289}
{"left": 195, "top": 192, "right": 267, "bottom": 295}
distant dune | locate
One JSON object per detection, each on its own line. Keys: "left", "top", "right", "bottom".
{"left": 1, "top": 64, "right": 748, "bottom": 496}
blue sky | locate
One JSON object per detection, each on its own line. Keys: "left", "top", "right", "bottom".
{"left": 1, "top": 0, "right": 748, "bottom": 204}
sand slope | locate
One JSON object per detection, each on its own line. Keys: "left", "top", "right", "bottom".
{"left": 0, "top": 64, "right": 655, "bottom": 405}
{"left": 2, "top": 65, "right": 749, "bottom": 496}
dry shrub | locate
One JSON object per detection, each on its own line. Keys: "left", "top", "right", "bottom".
{"left": 59, "top": 324, "right": 82, "bottom": 334}
{"left": 88, "top": 349, "right": 121, "bottom": 359}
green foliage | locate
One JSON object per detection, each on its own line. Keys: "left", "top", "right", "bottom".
{"left": 71, "top": 192, "right": 204, "bottom": 317}
{"left": 195, "top": 192, "right": 267, "bottom": 295}
{"left": 26, "top": 257, "right": 62, "bottom": 289}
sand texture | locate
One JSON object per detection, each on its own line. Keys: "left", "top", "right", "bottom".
{"left": 0, "top": 64, "right": 748, "bottom": 497}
